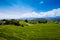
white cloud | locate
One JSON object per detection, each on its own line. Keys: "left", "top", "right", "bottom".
{"left": 0, "top": 13, "right": 20, "bottom": 19}
{"left": 20, "top": 8, "right": 60, "bottom": 18}
{"left": 0, "top": 8, "right": 60, "bottom": 19}
{"left": 40, "top": 1, "right": 44, "bottom": 4}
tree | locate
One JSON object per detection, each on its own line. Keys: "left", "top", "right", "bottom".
{"left": 14, "top": 21, "right": 20, "bottom": 26}
{"left": 25, "top": 19, "right": 28, "bottom": 23}
{"left": 38, "top": 20, "right": 47, "bottom": 23}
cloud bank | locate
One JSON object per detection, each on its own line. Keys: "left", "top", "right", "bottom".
{"left": 0, "top": 8, "right": 60, "bottom": 19}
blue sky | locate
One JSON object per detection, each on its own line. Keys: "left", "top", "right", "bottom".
{"left": 0, "top": 0, "right": 60, "bottom": 19}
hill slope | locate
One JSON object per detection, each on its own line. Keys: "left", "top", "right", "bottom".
{"left": 0, "top": 23, "right": 60, "bottom": 40}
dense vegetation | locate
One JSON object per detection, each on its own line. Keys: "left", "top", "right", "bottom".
{"left": 0, "top": 19, "right": 60, "bottom": 40}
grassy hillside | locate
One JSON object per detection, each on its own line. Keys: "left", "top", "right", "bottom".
{"left": 0, "top": 22, "right": 60, "bottom": 40}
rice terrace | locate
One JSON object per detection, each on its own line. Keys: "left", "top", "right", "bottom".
{"left": 0, "top": 0, "right": 60, "bottom": 40}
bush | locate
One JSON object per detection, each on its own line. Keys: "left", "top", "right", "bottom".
{"left": 0, "top": 19, "right": 20, "bottom": 26}
{"left": 25, "top": 19, "right": 28, "bottom": 23}
{"left": 21, "top": 24, "right": 24, "bottom": 27}
{"left": 14, "top": 21, "right": 20, "bottom": 26}
{"left": 38, "top": 20, "right": 47, "bottom": 23}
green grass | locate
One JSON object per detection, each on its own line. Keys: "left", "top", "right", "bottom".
{"left": 0, "top": 23, "right": 60, "bottom": 40}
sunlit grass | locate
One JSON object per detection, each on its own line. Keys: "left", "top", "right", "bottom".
{"left": 0, "top": 23, "right": 60, "bottom": 40}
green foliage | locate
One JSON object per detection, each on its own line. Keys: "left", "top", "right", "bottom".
{"left": 25, "top": 19, "right": 28, "bottom": 23}
{"left": 0, "top": 19, "right": 20, "bottom": 26}
{"left": 38, "top": 20, "right": 47, "bottom": 23}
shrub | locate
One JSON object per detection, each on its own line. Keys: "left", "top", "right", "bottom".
{"left": 38, "top": 20, "right": 47, "bottom": 23}
{"left": 25, "top": 19, "right": 28, "bottom": 23}
{"left": 14, "top": 21, "right": 20, "bottom": 26}
{"left": 21, "top": 24, "right": 24, "bottom": 27}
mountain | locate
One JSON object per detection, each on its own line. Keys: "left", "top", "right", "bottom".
{"left": 45, "top": 16, "right": 60, "bottom": 20}
{"left": 18, "top": 16, "right": 60, "bottom": 21}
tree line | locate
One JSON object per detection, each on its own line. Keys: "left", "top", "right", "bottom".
{"left": 0, "top": 19, "right": 48, "bottom": 26}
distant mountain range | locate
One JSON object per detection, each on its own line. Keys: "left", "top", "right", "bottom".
{"left": 19, "top": 16, "right": 60, "bottom": 21}
{"left": 1, "top": 16, "right": 60, "bottom": 21}
{"left": 45, "top": 16, "right": 60, "bottom": 20}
